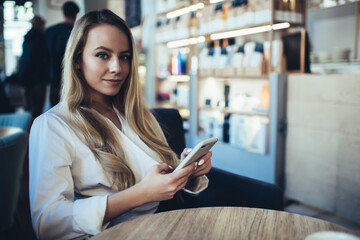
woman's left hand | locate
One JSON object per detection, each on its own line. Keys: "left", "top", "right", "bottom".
{"left": 180, "top": 148, "right": 212, "bottom": 177}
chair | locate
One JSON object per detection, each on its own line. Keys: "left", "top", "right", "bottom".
{"left": 196, "top": 168, "right": 284, "bottom": 210}
{"left": 0, "top": 80, "right": 14, "bottom": 114}
{"left": 0, "top": 130, "right": 28, "bottom": 231}
{"left": 152, "top": 108, "right": 284, "bottom": 212}
{"left": 0, "top": 111, "right": 32, "bottom": 132}
{"left": 0, "top": 111, "right": 33, "bottom": 238}
{"left": 151, "top": 108, "right": 186, "bottom": 157}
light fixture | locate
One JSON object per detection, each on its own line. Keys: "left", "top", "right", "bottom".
{"left": 166, "top": 3, "right": 204, "bottom": 19}
{"left": 167, "top": 36, "right": 206, "bottom": 48}
{"left": 272, "top": 22, "right": 291, "bottom": 30}
{"left": 210, "top": 22, "right": 291, "bottom": 40}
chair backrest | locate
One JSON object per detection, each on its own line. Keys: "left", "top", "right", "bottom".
{"left": 196, "top": 167, "right": 284, "bottom": 211}
{"left": 0, "top": 130, "right": 28, "bottom": 230}
{"left": 151, "top": 108, "right": 186, "bottom": 157}
{"left": 0, "top": 111, "right": 32, "bottom": 132}
{"left": 152, "top": 108, "right": 284, "bottom": 212}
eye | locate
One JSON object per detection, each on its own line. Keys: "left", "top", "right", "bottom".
{"left": 96, "top": 52, "right": 109, "bottom": 59}
{"left": 119, "top": 55, "right": 131, "bottom": 62}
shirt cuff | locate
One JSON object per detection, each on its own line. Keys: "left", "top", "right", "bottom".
{"left": 183, "top": 175, "right": 209, "bottom": 195}
{"left": 72, "top": 195, "right": 109, "bottom": 236}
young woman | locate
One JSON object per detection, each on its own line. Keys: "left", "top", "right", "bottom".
{"left": 29, "top": 9, "right": 212, "bottom": 239}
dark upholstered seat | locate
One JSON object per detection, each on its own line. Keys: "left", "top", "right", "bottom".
{"left": 151, "top": 108, "right": 186, "bottom": 158}
{"left": 0, "top": 130, "right": 28, "bottom": 231}
{"left": 152, "top": 108, "right": 284, "bottom": 212}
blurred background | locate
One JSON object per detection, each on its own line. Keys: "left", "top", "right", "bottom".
{"left": 0, "top": 0, "right": 359, "bottom": 239}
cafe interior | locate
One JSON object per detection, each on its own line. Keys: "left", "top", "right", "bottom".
{"left": 0, "top": 0, "right": 360, "bottom": 239}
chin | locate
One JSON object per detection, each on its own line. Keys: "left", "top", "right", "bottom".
{"left": 109, "top": 90, "right": 122, "bottom": 97}
{"left": 104, "top": 88, "right": 122, "bottom": 97}
{"left": 106, "top": 92, "right": 119, "bottom": 97}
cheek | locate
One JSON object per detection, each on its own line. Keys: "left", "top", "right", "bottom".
{"left": 82, "top": 59, "right": 98, "bottom": 73}
{"left": 82, "top": 59, "right": 103, "bottom": 80}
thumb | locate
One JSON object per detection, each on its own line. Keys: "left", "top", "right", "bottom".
{"left": 155, "top": 163, "right": 172, "bottom": 173}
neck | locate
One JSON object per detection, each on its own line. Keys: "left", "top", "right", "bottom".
{"left": 63, "top": 17, "right": 75, "bottom": 24}
{"left": 91, "top": 100, "right": 113, "bottom": 114}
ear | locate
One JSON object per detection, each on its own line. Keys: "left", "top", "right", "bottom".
{"left": 75, "top": 63, "right": 81, "bottom": 70}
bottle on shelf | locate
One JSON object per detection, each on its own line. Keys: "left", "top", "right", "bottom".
{"left": 275, "top": 0, "right": 289, "bottom": 22}
{"left": 190, "top": 11, "right": 197, "bottom": 36}
{"left": 213, "top": 3, "right": 224, "bottom": 32}
{"left": 282, "top": 0, "right": 290, "bottom": 22}
{"left": 295, "top": 0, "right": 303, "bottom": 23}
{"left": 234, "top": 0, "right": 248, "bottom": 28}
{"left": 289, "top": 0, "right": 303, "bottom": 23}
{"left": 232, "top": 44, "right": 245, "bottom": 76}
{"left": 170, "top": 49, "right": 187, "bottom": 75}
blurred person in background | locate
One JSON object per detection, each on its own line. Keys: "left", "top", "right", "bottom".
{"left": 17, "top": 15, "right": 48, "bottom": 120}
{"left": 45, "top": 1, "right": 79, "bottom": 107}
{"left": 0, "top": 80, "right": 14, "bottom": 113}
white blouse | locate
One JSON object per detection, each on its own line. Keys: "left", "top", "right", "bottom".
{"left": 29, "top": 104, "right": 196, "bottom": 239}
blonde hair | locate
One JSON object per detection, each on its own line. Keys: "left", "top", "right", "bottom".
{"left": 60, "top": 9, "right": 179, "bottom": 191}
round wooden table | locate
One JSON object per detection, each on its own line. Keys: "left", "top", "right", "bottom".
{"left": 0, "top": 126, "right": 22, "bottom": 138}
{"left": 91, "top": 207, "right": 359, "bottom": 240}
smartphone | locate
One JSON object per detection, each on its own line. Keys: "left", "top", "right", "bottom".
{"left": 173, "top": 137, "right": 218, "bottom": 172}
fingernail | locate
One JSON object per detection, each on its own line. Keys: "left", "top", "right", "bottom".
{"left": 198, "top": 159, "right": 205, "bottom": 166}
{"left": 168, "top": 165, "right": 173, "bottom": 170}
{"left": 186, "top": 148, "right": 192, "bottom": 153}
{"left": 194, "top": 162, "right": 198, "bottom": 170}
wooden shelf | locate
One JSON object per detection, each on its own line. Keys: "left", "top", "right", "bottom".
{"left": 198, "top": 75, "right": 269, "bottom": 81}
{"left": 199, "top": 106, "right": 269, "bottom": 117}
{"left": 157, "top": 75, "right": 190, "bottom": 82}
{"left": 156, "top": 21, "right": 303, "bottom": 45}
{"left": 311, "top": 60, "right": 360, "bottom": 65}
{"left": 153, "top": 1, "right": 305, "bottom": 186}
{"left": 308, "top": 0, "right": 360, "bottom": 11}
{"left": 156, "top": 4, "right": 189, "bottom": 16}
{"left": 155, "top": 101, "right": 190, "bottom": 119}
{"left": 155, "top": 101, "right": 177, "bottom": 109}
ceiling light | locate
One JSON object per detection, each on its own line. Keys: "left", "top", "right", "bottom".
{"left": 167, "top": 36, "right": 206, "bottom": 48}
{"left": 210, "top": 22, "right": 291, "bottom": 40}
{"left": 166, "top": 3, "right": 204, "bottom": 19}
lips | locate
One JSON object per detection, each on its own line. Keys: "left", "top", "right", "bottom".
{"left": 103, "top": 79, "right": 122, "bottom": 86}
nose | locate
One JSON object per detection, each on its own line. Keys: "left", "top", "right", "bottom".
{"left": 109, "top": 58, "right": 121, "bottom": 73}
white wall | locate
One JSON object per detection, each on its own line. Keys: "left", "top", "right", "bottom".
{"left": 107, "top": 0, "right": 125, "bottom": 19}
{"left": 285, "top": 74, "right": 360, "bottom": 225}
{"left": 307, "top": 3, "right": 360, "bottom": 60}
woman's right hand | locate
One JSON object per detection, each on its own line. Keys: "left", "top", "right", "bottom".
{"left": 138, "top": 163, "right": 195, "bottom": 202}
{"left": 104, "top": 163, "right": 195, "bottom": 223}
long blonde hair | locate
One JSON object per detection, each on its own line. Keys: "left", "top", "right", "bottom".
{"left": 60, "top": 9, "right": 179, "bottom": 191}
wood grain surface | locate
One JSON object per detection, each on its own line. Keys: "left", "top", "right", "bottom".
{"left": 91, "top": 207, "right": 359, "bottom": 240}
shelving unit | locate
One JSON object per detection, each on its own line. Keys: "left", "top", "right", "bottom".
{"left": 311, "top": 60, "right": 360, "bottom": 74}
{"left": 199, "top": 106, "right": 268, "bottom": 116}
{"left": 307, "top": 0, "right": 359, "bottom": 72}
{"left": 153, "top": 0, "right": 306, "bottom": 186}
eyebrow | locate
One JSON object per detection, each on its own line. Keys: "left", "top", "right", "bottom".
{"left": 94, "top": 46, "right": 131, "bottom": 54}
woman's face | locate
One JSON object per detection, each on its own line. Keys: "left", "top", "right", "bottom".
{"left": 80, "top": 24, "right": 131, "bottom": 103}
